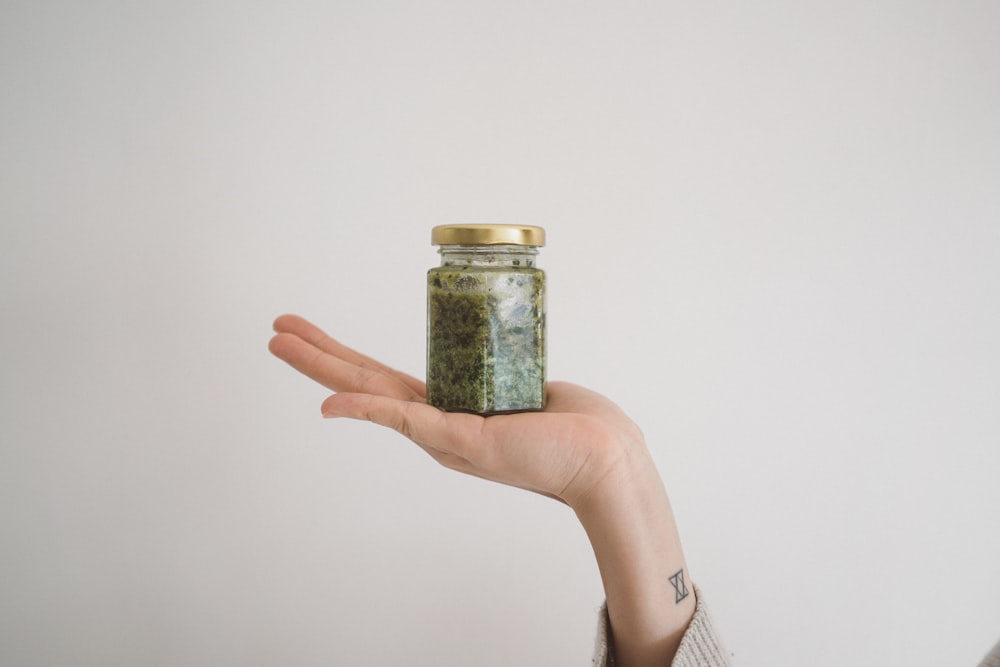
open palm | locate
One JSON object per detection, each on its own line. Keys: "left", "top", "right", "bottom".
{"left": 268, "top": 314, "right": 644, "bottom": 509}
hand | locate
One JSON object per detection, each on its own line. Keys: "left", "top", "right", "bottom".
{"left": 268, "top": 314, "right": 695, "bottom": 666}
{"left": 267, "top": 314, "right": 643, "bottom": 510}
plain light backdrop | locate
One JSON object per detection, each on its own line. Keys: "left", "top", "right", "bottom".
{"left": 2, "top": 1, "right": 998, "bottom": 665}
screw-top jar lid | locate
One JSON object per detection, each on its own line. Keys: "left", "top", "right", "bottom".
{"left": 431, "top": 224, "right": 545, "bottom": 247}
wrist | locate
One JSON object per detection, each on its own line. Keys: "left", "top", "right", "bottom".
{"left": 571, "top": 437, "right": 666, "bottom": 532}
{"left": 573, "top": 439, "right": 696, "bottom": 666}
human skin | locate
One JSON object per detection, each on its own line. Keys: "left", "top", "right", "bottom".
{"left": 268, "top": 314, "right": 696, "bottom": 666}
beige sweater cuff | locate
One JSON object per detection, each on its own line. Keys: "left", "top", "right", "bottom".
{"left": 593, "top": 586, "right": 732, "bottom": 666}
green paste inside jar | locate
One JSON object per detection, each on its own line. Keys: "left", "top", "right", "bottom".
{"left": 427, "top": 266, "right": 545, "bottom": 415}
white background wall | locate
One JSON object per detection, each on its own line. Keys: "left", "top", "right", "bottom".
{"left": 2, "top": 1, "right": 998, "bottom": 665}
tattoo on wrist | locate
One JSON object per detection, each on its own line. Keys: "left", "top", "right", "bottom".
{"left": 669, "top": 569, "right": 689, "bottom": 604}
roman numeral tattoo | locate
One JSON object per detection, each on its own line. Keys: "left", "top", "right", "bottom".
{"left": 669, "top": 569, "right": 689, "bottom": 604}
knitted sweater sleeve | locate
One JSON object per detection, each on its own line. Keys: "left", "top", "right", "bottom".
{"left": 594, "top": 596, "right": 1000, "bottom": 666}
{"left": 592, "top": 587, "right": 732, "bottom": 666}
{"left": 980, "top": 638, "right": 1000, "bottom": 667}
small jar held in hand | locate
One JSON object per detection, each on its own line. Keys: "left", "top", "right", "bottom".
{"left": 426, "top": 224, "right": 546, "bottom": 415}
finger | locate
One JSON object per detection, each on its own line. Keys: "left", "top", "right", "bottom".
{"left": 321, "top": 392, "right": 489, "bottom": 460}
{"left": 273, "top": 314, "right": 426, "bottom": 397}
{"left": 269, "top": 332, "right": 421, "bottom": 400}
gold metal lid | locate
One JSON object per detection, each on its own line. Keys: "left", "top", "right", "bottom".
{"left": 431, "top": 224, "right": 546, "bottom": 247}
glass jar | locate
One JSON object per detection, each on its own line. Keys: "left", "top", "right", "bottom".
{"left": 427, "top": 224, "right": 546, "bottom": 415}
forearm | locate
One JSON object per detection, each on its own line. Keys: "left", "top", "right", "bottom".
{"left": 574, "top": 443, "right": 696, "bottom": 667}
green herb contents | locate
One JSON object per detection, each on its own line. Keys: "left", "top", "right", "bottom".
{"left": 427, "top": 266, "right": 545, "bottom": 415}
